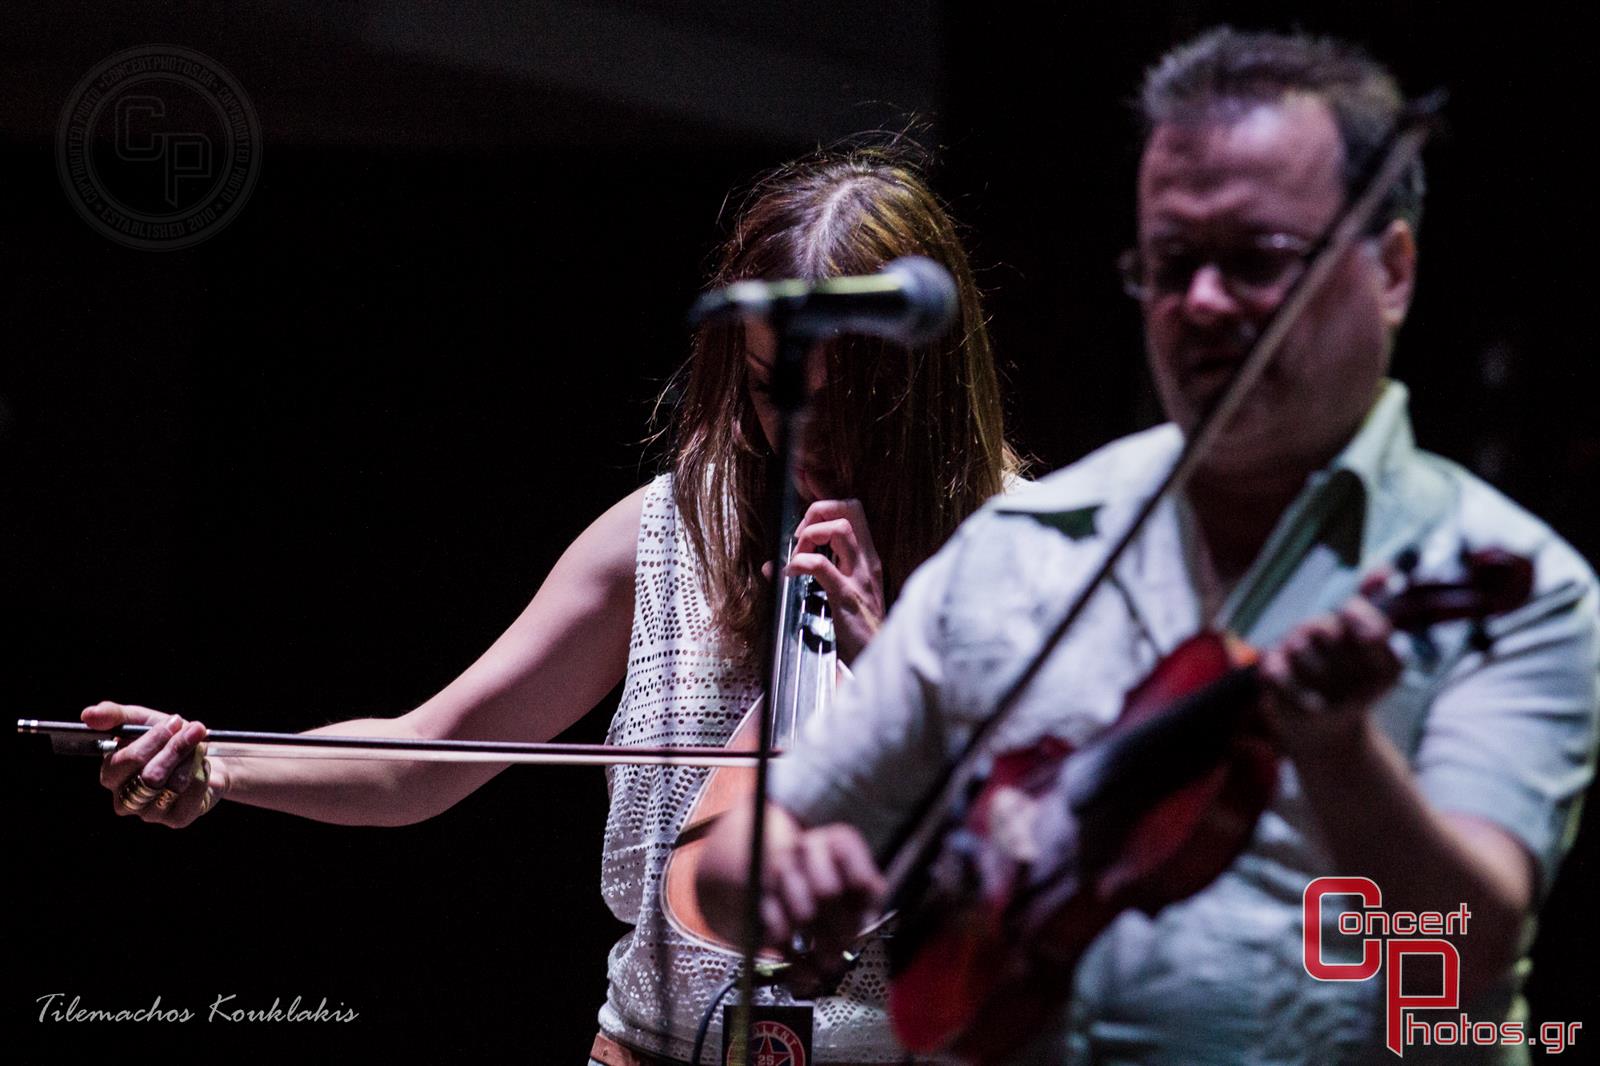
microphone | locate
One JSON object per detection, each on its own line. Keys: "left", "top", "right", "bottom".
{"left": 689, "top": 256, "right": 958, "bottom": 347}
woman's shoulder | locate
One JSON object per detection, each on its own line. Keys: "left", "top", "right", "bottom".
{"left": 600, "top": 473, "right": 677, "bottom": 535}
{"left": 555, "top": 481, "right": 658, "bottom": 594}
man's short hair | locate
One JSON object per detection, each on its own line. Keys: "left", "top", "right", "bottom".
{"left": 1140, "top": 27, "right": 1424, "bottom": 233}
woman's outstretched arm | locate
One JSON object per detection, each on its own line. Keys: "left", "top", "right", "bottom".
{"left": 86, "top": 485, "right": 646, "bottom": 828}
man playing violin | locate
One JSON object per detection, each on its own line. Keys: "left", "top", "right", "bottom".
{"left": 699, "top": 28, "right": 1599, "bottom": 1064}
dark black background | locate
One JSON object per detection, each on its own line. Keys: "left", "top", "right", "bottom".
{"left": 5, "top": 2, "right": 1596, "bottom": 1062}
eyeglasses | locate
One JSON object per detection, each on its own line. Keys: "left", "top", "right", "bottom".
{"left": 1117, "top": 232, "right": 1314, "bottom": 303}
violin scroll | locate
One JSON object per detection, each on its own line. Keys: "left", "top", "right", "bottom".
{"left": 1381, "top": 545, "right": 1534, "bottom": 633}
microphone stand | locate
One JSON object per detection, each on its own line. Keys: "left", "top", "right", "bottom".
{"left": 732, "top": 307, "right": 818, "bottom": 1064}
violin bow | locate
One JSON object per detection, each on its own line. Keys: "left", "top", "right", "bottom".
{"left": 881, "top": 93, "right": 1447, "bottom": 903}
{"left": 16, "top": 720, "right": 781, "bottom": 768}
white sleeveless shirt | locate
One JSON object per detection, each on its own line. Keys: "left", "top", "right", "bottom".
{"left": 598, "top": 474, "right": 906, "bottom": 1062}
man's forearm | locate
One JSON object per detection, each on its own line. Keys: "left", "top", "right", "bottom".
{"left": 1292, "top": 716, "right": 1534, "bottom": 1002}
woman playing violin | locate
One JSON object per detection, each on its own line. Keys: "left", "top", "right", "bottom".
{"left": 82, "top": 143, "right": 1020, "bottom": 1063}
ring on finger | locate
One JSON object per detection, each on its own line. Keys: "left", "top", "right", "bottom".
{"left": 153, "top": 788, "right": 181, "bottom": 812}
{"left": 116, "top": 774, "right": 162, "bottom": 813}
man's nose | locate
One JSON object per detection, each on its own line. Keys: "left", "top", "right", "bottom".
{"left": 1181, "top": 262, "right": 1239, "bottom": 323}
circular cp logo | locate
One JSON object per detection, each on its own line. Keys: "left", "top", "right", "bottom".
{"left": 56, "top": 45, "right": 261, "bottom": 250}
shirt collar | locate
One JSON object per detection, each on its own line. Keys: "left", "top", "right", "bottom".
{"left": 990, "top": 379, "right": 1445, "bottom": 646}
{"left": 1324, "top": 378, "right": 1451, "bottom": 566}
{"left": 1219, "top": 378, "right": 1460, "bottom": 639}
{"left": 1328, "top": 379, "right": 1414, "bottom": 515}
{"left": 993, "top": 380, "right": 1418, "bottom": 537}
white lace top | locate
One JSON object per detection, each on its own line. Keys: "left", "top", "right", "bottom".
{"left": 598, "top": 474, "right": 906, "bottom": 1062}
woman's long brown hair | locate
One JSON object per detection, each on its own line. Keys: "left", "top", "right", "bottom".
{"left": 666, "top": 143, "right": 1018, "bottom": 654}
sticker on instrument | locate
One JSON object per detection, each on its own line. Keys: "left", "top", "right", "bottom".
{"left": 722, "top": 1004, "right": 812, "bottom": 1066}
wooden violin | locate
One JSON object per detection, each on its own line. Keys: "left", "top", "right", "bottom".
{"left": 883, "top": 548, "right": 1536, "bottom": 1063}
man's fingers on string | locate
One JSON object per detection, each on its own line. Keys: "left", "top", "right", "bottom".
{"left": 1344, "top": 598, "right": 1399, "bottom": 655}
{"left": 1303, "top": 607, "right": 1398, "bottom": 703}
{"left": 1342, "top": 594, "right": 1384, "bottom": 633}
{"left": 1358, "top": 567, "right": 1394, "bottom": 599}
{"left": 814, "top": 835, "right": 881, "bottom": 945}
{"left": 1302, "top": 613, "right": 1344, "bottom": 648}
{"left": 1285, "top": 628, "right": 1337, "bottom": 692}
{"left": 1261, "top": 646, "right": 1327, "bottom": 717}
{"left": 771, "top": 846, "right": 818, "bottom": 928}
{"left": 800, "top": 833, "right": 845, "bottom": 902}
{"left": 1258, "top": 645, "right": 1290, "bottom": 689}
{"left": 820, "top": 824, "right": 885, "bottom": 902}
{"left": 1343, "top": 652, "right": 1401, "bottom": 704}
{"left": 760, "top": 897, "right": 791, "bottom": 948}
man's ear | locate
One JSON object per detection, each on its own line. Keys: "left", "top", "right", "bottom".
{"left": 1374, "top": 218, "right": 1417, "bottom": 330}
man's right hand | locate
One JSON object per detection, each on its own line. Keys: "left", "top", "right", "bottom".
{"left": 697, "top": 801, "right": 886, "bottom": 961}
{"left": 83, "top": 701, "right": 224, "bottom": 828}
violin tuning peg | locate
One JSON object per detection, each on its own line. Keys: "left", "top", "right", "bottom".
{"left": 1395, "top": 546, "right": 1421, "bottom": 575}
